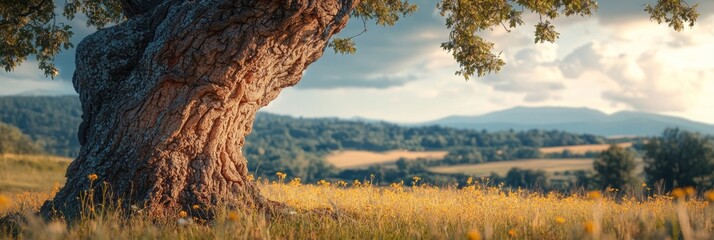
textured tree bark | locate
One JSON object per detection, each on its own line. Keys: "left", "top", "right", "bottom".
{"left": 41, "top": 0, "right": 356, "bottom": 220}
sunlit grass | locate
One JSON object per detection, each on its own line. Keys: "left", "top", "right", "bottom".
{"left": 1, "top": 177, "right": 712, "bottom": 239}
{"left": 0, "top": 154, "right": 70, "bottom": 193}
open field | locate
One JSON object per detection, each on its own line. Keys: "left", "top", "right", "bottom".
{"left": 1, "top": 154, "right": 712, "bottom": 239}
{"left": 429, "top": 159, "right": 595, "bottom": 176}
{"left": 1, "top": 179, "right": 712, "bottom": 239}
{"left": 326, "top": 150, "right": 448, "bottom": 169}
{"left": 0, "top": 154, "right": 70, "bottom": 193}
{"left": 540, "top": 142, "right": 634, "bottom": 154}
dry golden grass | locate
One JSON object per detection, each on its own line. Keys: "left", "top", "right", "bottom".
{"left": 0, "top": 154, "right": 72, "bottom": 163}
{"left": 326, "top": 150, "right": 447, "bottom": 169}
{"left": 1, "top": 178, "right": 712, "bottom": 240}
{"left": 1, "top": 154, "right": 712, "bottom": 239}
{"left": 540, "top": 142, "right": 633, "bottom": 154}
{"left": 0, "top": 154, "right": 70, "bottom": 193}
{"left": 428, "top": 159, "right": 594, "bottom": 176}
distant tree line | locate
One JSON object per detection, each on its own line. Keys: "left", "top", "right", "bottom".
{"left": 246, "top": 113, "right": 606, "bottom": 153}
{"left": 243, "top": 114, "right": 606, "bottom": 181}
{"left": 489, "top": 128, "right": 714, "bottom": 193}
{"left": 583, "top": 128, "right": 713, "bottom": 192}
{"left": 336, "top": 128, "right": 714, "bottom": 194}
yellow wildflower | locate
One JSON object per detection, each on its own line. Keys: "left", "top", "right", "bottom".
{"left": 289, "top": 177, "right": 302, "bottom": 186}
{"left": 317, "top": 180, "right": 331, "bottom": 187}
{"left": 507, "top": 229, "right": 517, "bottom": 237}
{"left": 87, "top": 174, "right": 98, "bottom": 181}
{"left": 466, "top": 229, "right": 481, "bottom": 240}
{"left": 179, "top": 210, "right": 188, "bottom": 218}
{"left": 275, "top": 172, "right": 286, "bottom": 180}
{"left": 412, "top": 176, "right": 421, "bottom": 183}
{"left": 466, "top": 177, "right": 473, "bottom": 185}
{"left": 587, "top": 191, "right": 602, "bottom": 200}
{"left": 554, "top": 216, "right": 566, "bottom": 224}
{"left": 192, "top": 205, "right": 200, "bottom": 210}
{"left": 671, "top": 188, "right": 685, "bottom": 199}
{"left": 584, "top": 221, "right": 595, "bottom": 234}
{"left": 0, "top": 194, "right": 12, "bottom": 211}
{"left": 641, "top": 182, "right": 647, "bottom": 188}
{"left": 227, "top": 211, "right": 239, "bottom": 221}
{"left": 684, "top": 186, "right": 696, "bottom": 197}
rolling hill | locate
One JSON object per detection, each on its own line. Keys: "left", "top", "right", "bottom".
{"left": 422, "top": 106, "right": 714, "bottom": 137}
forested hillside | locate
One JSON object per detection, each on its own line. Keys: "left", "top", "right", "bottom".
{"left": 0, "top": 96, "right": 82, "bottom": 156}
{"left": 0, "top": 96, "right": 608, "bottom": 181}
{"left": 244, "top": 114, "right": 606, "bottom": 180}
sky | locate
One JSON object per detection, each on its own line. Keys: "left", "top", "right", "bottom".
{"left": 2, "top": 0, "right": 714, "bottom": 124}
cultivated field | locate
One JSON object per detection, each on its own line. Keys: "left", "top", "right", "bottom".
{"left": 540, "top": 142, "right": 634, "bottom": 154}
{"left": 326, "top": 150, "right": 448, "bottom": 169}
{"left": 428, "top": 158, "right": 594, "bottom": 176}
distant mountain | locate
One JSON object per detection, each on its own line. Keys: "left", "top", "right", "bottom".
{"left": 422, "top": 107, "right": 714, "bottom": 137}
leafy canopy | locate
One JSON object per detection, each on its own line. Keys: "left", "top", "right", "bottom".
{"left": 0, "top": 0, "right": 122, "bottom": 77}
{"left": 0, "top": 0, "right": 700, "bottom": 79}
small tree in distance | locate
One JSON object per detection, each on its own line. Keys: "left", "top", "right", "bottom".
{"left": 593, "top": 145, "right": 637, "bottom": 190}
{"left": 504, "top": 168, "right": 550, "bottom": 190}
{"left": 644, "top": 128, "right": 714, "bottom": 191}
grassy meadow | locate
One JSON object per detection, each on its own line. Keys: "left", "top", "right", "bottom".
{"left": 1, "top": 176, "right": 713, "bottom": 239}
{"left": 1, "top": 155, "right": 713, "bottom": 239}
{"left": 0, "top": 154, "right": 70, "bottom": 193}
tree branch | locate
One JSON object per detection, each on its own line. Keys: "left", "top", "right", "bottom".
{"left": 0, "top": 0, "right": 52, "bottom": 26}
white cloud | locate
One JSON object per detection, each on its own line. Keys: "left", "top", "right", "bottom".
{"left": 0, "top": 60, "right": 75, "bottom": 95}
{"left": 558, "top": 15, "right": 714, "bottom": 112}
{"left": 275, "top": 8, "right": 714, "bottom": 124}
{"left": 482, "top": 44, "right": 566, "bottom": 103}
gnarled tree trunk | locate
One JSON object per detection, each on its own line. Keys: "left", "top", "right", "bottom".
{"left": 41, "top": 0, "right": 355, "bottom": 220}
